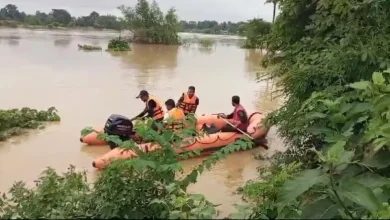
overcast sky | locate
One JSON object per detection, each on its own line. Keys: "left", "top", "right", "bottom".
{"left": 0, "top": 0, "right": 278, "bottom": 22}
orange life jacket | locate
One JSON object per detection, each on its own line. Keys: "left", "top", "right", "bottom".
{"left": 178, "top": 93, "right": 198, "bottom": 115}
{"left": 147, "top": 96, "right": 164, "bottom": 121}
{"left": 165, "top": 108, "right": 185, "bottom": 130}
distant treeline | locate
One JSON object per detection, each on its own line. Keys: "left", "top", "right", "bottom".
{"left": 0, "top": 4, "right": 248, "bottom": 35}
{"left": 179, "top": 21, "right": 246, "bottom": 35}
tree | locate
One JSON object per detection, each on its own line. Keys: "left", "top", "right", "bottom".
{"left": 50, "top": 9, "right": 72, "bottom": 25}
{"left": 241, "top": 18, "right": 271, "bottom": 49}
{"left": 0, "top": 4, "right": 25, "bottom": 21}
{"left": 118, "top": 0, "right": 180, "bottom": 44}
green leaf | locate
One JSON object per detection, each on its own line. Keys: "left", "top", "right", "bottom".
{"left": 347, "top": 102, "right": 371, "bottom": 115}
{"left": 372, "top": 71, "right": 385, "bottom": 85}
{"left": 339, "top": 178, "right": 381, "bottom": 212}
{"left": 277, "top": 169, "right": 327, "bottom": 207}
{"left": 348, "top": 81, "right": 370, "bottom": 90}
{"left": 307, "top": 125, "right": 335, "bottom": 136}
{"left": 327, "top": 141, "right": 346, "bottom": 159}
{"left": 354, "top": 173, "right": 389, "bottom": 189}
{"left": 304, "top": 112, "right": 327, "bottom": 121}
{"left": 301, "top": 197, "right": 339, "bottom": 219}
{"left": 361, "top": 50, "right": 368, "bottom": 62}
{"left": 362, "top": 150, "right": 390, "bottom": 169}
{"left": 374, "top": 95, "right": 390, "bottom": 112}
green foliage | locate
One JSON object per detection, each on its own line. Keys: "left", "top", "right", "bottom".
{"left": 240, "top": 71, "right": 390, "bottom": 219}
{"left": 0, "top": 4, "right": 124, "bottom": 30}
{"left": 241, "top": 18, "right": 271, "bottom": 49}
{"left": 77, "top": 44, "right": 102, "bottom": 51}
{"left": 179, "top": 20, "right": 244, "bottom": 35}
{"left": 197, "top": 38, "right": 214, "bottom": 48}
{"left": 0, "top": 20, "right": 18, "bottom": 28}
{"left": 0, "top": 107, "right": 60, "bottom": 141}
{"left": 263, "top": 0, "right": 390, "bottom": 153}
{"left": 0, "top": 4, "right": 25, "bottom": 21}
{"left": 1, "top": 114, "right": 258, "bottom": 218}
{"left": 118, "top": 0, "right": 180, "bottom": 44}
{"left": 107, "top": 37, "right": 131, "bottom": 51}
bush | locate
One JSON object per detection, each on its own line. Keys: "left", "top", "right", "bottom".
{"left": 198, "top": 38, "right": 214, "bottom": 48}
{"left": 107, "top": 36, "right": 131, "bottom": 51}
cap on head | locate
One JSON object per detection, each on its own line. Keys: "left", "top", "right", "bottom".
{"left": 136, "top": 90, "right": 149, "bottom": 99}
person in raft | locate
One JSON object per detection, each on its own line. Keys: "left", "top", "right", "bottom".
{"left": 131, "top": 90, "right": 165, "bottom": 131}
{"left": 219, "top": 95, "right": 249, "bottom": 132}
{"left": 176, "top": 86, "right": 199, "bottom": 115}
{"left": 164, "top": 99, "right": 185, "bottom": 130}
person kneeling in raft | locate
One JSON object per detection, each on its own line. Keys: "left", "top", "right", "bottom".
{"left": 164, "top": 99, "right": 185, "bottom": 130}
{"left": 218, "top": 95, "right": 249, "bottom": 133}
{"left": 131, "top": 90, "right": 165, "bottom": 131}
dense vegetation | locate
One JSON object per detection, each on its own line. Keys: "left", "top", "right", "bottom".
{"left": 179, "top": 20, "right": 245, "bottom": 35}
{"left": 107, "top": 37, "right": 131, "bottom": 51}
{"left": 0, "top": 116, "right": 259, "bottom": 218}
{"left": 241, "top": 18, "right": 272, "bottom": 49}
{"left": 0, "top": 4, "right": 124, "bottom": 30}
{"left": 0, "top": 107, "right": 60, "bottom": 141}
{"left": 236, "top": 0, "right": 390, "bottom": 219}
{"left": 118, "top": 0, "right": 181, "bottom": 44}
{"left": 0, "top": 3, "right": 250, "bottom": 37}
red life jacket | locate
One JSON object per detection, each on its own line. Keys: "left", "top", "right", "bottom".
{"left": 232, "top": 104, "right": 249, "bottom": 131}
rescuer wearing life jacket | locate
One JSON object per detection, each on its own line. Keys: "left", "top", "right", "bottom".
{"left": 164, "top": 99, "right": 185, "bottom": 130}
{"left": 131, "top": 90, "right": 165, "bottom": 131}
{"left": 219, "top": 96, "right": 249, "bottom": 132}
{"left": 177, "top": 86, "right": 199, "bottom": 115}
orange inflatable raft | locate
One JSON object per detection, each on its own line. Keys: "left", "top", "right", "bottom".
{"left": 80, "top": 126, "right": 106, "bottom": 145}
{"left": 92, "top": 112, "right": 268, "bottom": 169}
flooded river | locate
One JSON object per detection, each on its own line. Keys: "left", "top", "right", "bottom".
{"left": 0, "top": 28, "right": 283, "bottom": 217}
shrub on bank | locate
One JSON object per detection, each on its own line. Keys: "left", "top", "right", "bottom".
{"left": 239, "top": 71, "right": 390, "bottom": 219}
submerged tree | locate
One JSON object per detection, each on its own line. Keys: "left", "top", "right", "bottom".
{"left": 118, "top": 0, "right": 180, "bottom": 44}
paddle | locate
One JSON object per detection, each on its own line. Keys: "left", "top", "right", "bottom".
{"left": 217, "top": 114, "right": 269, "bottom": 150}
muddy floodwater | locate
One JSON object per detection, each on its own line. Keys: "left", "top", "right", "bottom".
{"left": 0, "top": 28, "right": 284, "bottom": 217}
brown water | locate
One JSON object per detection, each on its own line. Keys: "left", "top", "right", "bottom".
{"left": 0, "top": 28, "right": 284, "bottom": 217}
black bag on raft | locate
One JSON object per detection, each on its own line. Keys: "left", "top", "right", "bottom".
{"left": 104, "top": 114, "right": 133, "bottom": 149}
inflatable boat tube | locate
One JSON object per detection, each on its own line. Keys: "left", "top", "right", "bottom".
{"left": 92, "top": 112, "right": 267, "bottom": 169}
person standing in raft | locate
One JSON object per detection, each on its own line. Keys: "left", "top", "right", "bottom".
{"left": 176, "top": 86, "right": 199, "bottom": 115}
{"left": 164, "top": 99, "right": 185, "bottom": 130}
{"left": 131, "top": 90, "right": 165, "bottom": 131}
{"left": 219, "top": 95, "right": 249, "bottom": 132}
